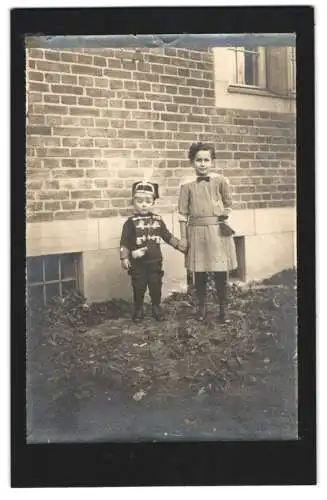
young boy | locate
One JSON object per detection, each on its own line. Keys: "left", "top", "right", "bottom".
{"left": 120, "top": 180, "right": 186, "bottom": 323}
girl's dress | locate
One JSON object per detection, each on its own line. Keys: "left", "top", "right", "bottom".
{"left": 178, "top": 175, "right": 238, "bottom": 273}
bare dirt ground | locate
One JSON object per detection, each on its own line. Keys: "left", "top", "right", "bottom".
{"left": 26, "top": 269, "right": 297, "bottom": 443}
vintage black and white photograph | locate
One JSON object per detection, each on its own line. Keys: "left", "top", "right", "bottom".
{"left": 25, "top": 34, "right": 298, "bottom": 444}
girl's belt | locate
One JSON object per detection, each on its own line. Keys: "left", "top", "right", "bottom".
{"left": 188, "top": 216, "right": 221, "bottom": 226}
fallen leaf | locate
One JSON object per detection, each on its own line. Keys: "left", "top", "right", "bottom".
{"left": 133, "top": 390, "right": 147, "bottom": 401}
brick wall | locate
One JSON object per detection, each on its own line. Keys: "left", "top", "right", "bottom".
{"left": 26, "top": 47, "right": 296, "bottom": 223}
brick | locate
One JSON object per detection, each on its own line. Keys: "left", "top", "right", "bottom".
{"left": 77, "top": 159, "right": 93, "bottom": 168}
{"left": 60, "top": 52, "right": 78, "bottom": 63}
{"left": 29, "top": 82, "right": 49, "bottom": 93}
{"left": 37, "top": 60, "right": 71, "bottom": 73}
{"left": 36, "top": 190, "right": 70, "bottom": 200}
{"left": 71, "top": 190, "right": 101, "bottom": 199}
{"left": 27, "top": 180, "right": 43, "bottom": 190}
{"left": 34, "top": 104, "right": 68, "bottom": 115}
{"left": 118, "top": 129, "right": 145, "bottom": 139}
{"left": 103, "top": 149, "right": 131, "bottom": 158}
{"left": 61, "top": 201, "right": 77, "bottom": 210}
{"left": 134, "top": 72, "right": 159, "bottom": 83}
{"left": 29, "top": 137, "right": 61, "bottom": 148}
{"left": 54, "top": 210, "right": 88, "bottom": 220}
{"left": 27, "top": 201, "right": 44, "bottom": 211}
{"left": 28, "top": 48, "right": 44, "bottom": 59}
{"left": 44, "top": 201, "right": 61, "bottom": 210}
{"left": 53, "top": 168, "right": 84, "bottom": 178}
{"left": 104, "top": 69, "right": 132, "bottom": 79}
{"left": 27, "top": 115, "right": 45, "bottom": 125}
{"left": 45, "top": 115, "right": 62, "bottom": 126}
{"left": 85, "top": 169, "right": 110, "bottom": 178}
{"left": 27, "top": 125, "right": 51, "bottom": 136}
{"left": 52, "top": 84, "right": 83, "bottom": 95}
{"left": 94, "top": 180, "right": 108, "bottom": 188}
{"left": 125, "top": 101, "right": 138, "bottom": 109}
{"left": 153, "top": 102, "right": 165, "bottom": 111}
{"left": 28, "top": 71, "right": 44, "bottom": 82}
{"left": 109, "top": 99, "right": 124, "bottom": 108}
{"left": 53, "top": 126, "right": 85, "bottom": 136}
{"left": 70, "top": 107, "right": 100, "bottom": 116}
{"left": 44, "top": 50, "right": 61, "bottom": 61}
{"left": 139, "top": 82, "right": 151, "bottom": 91}
{"left": 89, "top": 209, "right": 118, "bottom": 218}
{"left": 27, "top": 212, "right": 54, "bottom": 222}
{"left": 93, "top": 98, "right": 107, "bottom": 107}
{"left": 138, "top": 101, "right": 151, "bottom": 110}
{"left": 174, "top": 95, "right": 197, "bottom": 105}
{"left": 70, "top": 148, "right": 102, "bottom": 157}
{"left": 94, "top": 77, "right": 109, "bottom": 88}
{"left": 86, "top": 87, "right": 113, "bottom": 99}
{"left": 86, "top": 128, "right": 116, "bottom": 137}
{"left": 106, "top": 58, "right": 122, "bottom": 69}
{"left": 78, "top": 200, "right": 94, "bottom": 209}
{"left": 60, "top": 74, "right": 77, "bottom": 85}
{"left": 110, "top": 79, "right": 124, "bottom": 90}
{"left": 43, "top": 159, "right": 60, "bottom": 168}
{"left": 79, "top": 138, "right": 94, "bottom": 148}
{"left": 71, "top": 64, "right": 102, "bottom": 76}
{"left": 94, "top": 56, "right": 107, "bottom": 67}
{"left": 61, "top": 95, "right": 77, "bottom": 105}
{"left": 36, "top": 147, "right": 70, "bottom": 157}
{"left": 44, "top": 95, "right": 60, "bottom": 104}
{"left": 44, "top": 180, "right": 60, "bottom": 189}
{"left": 78, "top": 97, "right": 93, "bottom": 106}
{"left": 186, "top": 78, "right": 209, "bottom": 88}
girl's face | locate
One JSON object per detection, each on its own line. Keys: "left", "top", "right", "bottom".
{"left": 192, "top": 149, "right": 213, "bottom": 176}
{"left": 133, "top": 192, "right": 155, "bottom": 214}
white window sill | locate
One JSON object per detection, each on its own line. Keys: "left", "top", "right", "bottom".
{"left": 228, "top": 84, "right": 296, "bottom": 100}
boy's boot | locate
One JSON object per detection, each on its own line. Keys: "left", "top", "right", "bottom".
{"left": 132, "top": 282, "right": 146, "bottom": 323}
{"left": 148, "top": 268, "right": 165, "bottom": 321}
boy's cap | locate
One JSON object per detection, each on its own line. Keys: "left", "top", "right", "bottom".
{"left": 132, "top": 181, "right": 159, "bottom": 200}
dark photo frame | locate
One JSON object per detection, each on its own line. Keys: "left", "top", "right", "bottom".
{"left": 11, "top": 6, "right": 315, "bottom": 487}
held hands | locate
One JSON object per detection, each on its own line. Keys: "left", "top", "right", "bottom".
{"left": 121, "top": 258, "right": 130, "bottom": 270}
{"left": 131, "top": 246, "right": 148, "bottom": 259}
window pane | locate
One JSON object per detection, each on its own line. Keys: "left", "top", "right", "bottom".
{"left": 244, "top": 47, "right": 258, "bottom": 86}
{"left": 44, "top": 255, "right": 59, "bottom": 281}
{"left": 45, "top": 282, "right": 59, "bottom": 301}
{"left": 61, "top": 254, "right": 76, "bottom": 280}
{"left": 27, "top": 257, "right": 43, "bottom": 283}
{"left": 62, "top": 280, "right": 76, "bottom": 295}
{"left": 28, "top": 285, "right": 44, "bottom": 307}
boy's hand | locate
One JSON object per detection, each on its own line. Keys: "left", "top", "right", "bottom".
{"left": 121, "top": 258, "right": 130, "bottom": 270}
{"left": 131, "top": 247, "right": 148, "bottom": 259}
{"left": 178, "top": 239, "right": 188, "bottom": 253}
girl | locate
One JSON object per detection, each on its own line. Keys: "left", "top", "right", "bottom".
{"left": 178, "top": 142, "right": 238, "bottom": 322}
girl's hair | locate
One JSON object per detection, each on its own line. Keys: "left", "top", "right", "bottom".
{"left": 188, "top": 142, "right": 216, "bottom": 162}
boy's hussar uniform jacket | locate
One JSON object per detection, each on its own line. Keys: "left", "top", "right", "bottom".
{"left": 120, "top": 212, "right": 180, "bottom": 263}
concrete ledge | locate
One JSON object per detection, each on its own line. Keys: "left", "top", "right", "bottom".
{"left": 26, "top": 219, "right": 99, "bottom": 256}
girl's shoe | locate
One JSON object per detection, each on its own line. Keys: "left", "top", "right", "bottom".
{"left": 152, "top": 305, "right": 165, "bottom": 321}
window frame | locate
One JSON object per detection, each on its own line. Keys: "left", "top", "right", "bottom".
{"left": 27, "top": 253, "right": 80, "bottom": 305}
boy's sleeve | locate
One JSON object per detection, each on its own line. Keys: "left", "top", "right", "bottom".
{"left": 160, "top": 219, "right": 181, "bottom": 249}
{"left": 120, "top": 219, "right": 133, "bottom": 260}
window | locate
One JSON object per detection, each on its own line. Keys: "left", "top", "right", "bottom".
{"left": 228, "top": 45, "right": 296, "bottom": 98}
{"left": 27, "top": 253, "right": 80, "bottom": 306}
{"left": 229, "top": 46, "right": 266, "bottom": 88}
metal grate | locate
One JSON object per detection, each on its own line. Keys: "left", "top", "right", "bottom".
{"left": 26, "top": 253, "right": 80, "bottom": 306}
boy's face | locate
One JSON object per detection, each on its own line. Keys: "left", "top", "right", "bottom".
{"left": 133, "top": 192, "right": 155, "bottom": 214}
{"left": 192, "top": 149, "right": 213, "bottom": 177}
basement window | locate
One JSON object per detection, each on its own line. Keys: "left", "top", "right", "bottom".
{"left": 27, "top": 253, "right": 80, "bottom": 306}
